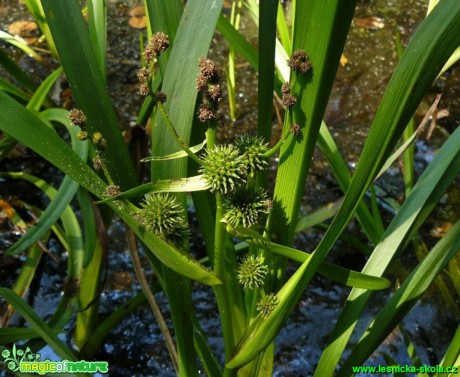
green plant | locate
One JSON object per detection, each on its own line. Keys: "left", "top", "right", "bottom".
{"left": 0, "top": 0, "right": 460, "bottom": 376}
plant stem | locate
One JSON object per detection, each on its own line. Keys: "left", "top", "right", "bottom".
{"left": 262, "top": 111, "right": 292, "bottom": 158}
{"left": 157, "top": 102, "right": 205, "bottom": 166}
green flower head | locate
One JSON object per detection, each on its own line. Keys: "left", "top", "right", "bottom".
{"left": 237, "top": 255, "right": 268, "bottom": 289}
{"left": 139, "top": 193, "right": 189, "bottom": 247}
{"left": 234, "top": 135, "right": 269, "bottom": 174}
{"left": 224, "top": 187, "right": 269, "bottom": 228}
{"left": 2, "top": 349, "right": 10, "bottom": 358}
{"left": 257, "top": 293, "right": 279, "bottom": 318}
{"left": 200, "top": 145, "right": 247, "bottom": 194}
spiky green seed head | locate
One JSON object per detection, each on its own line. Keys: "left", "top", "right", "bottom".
{"left": 234, "top": 135, "right": 269, "bottom": 174}
{"left": 237, "top": 255, "right": 268, "bottom": 289}
{"left": 257, "top": 293, "right": 279, "bottom": 318}
{"left": 200, "top": 145, "right": 247, "bottom": 194}
{"left": 139, "top": 193, "right": 189, "bottom": 247}
{"left": 224, "top": 187, "right": 269, "bottom": 228}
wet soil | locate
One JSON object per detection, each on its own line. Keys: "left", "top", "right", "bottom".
{"left": 1, "top": 0, "right": 459, "bottom": 376}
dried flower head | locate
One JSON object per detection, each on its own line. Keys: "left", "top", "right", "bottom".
{"left": 290, "top": 123, "right": 301, "bottom": 136}
{"left": 139, "top": 193, "right": 189, "bottom": 246}
{"left": 282, "top": 92, "right": 297, "bottom": 107}
{"left": 105, "top": 185, "right": 121, "bottom": 198}
{"left": 196, "top": 73, "right": 209, "bottom": 92}
{"left": 154, "top": 91, "right": 167, "bottom": 104}
{"left": 224, "top": 187, "right": 269, "bottom": 228}
{"left": 281, "top": 82, "right": 291, "bottom": 95}
{"left": 69, "top": 108, "right": 86, "bottom": 127}
{"left": 197, "top": 103, "right": 216, "bottom": 122}
{"left": 257, "top": 293, "right": 279, "bottom": 318}
{"left": 200, "top": 145, "right": 247, "bottom": 194}
{"left": 93, "top": 156, "right": 103, "bottom": 170}
{"left": 198, "top": 57, "right": 218, "bottom": 81}
{"left": 237, "top": 255, "right": 269, "bottom": 289}
{"left": 137, "top": 67, "right": 150, "bottom": 82}
{"left": 207, "top": 84, "right": 222, "bottom": 103}
{"left": 139, "top": 83, "right": 150, "bottom": 96}
{"left": 150, "top": 32, "right": 170, "bottom": 55}
{"left": 234, "top": 135, "right": 269, "bottom": 174}
{"left": 288, "top": 50, "right": 312, "bottom": 74}
{"left": 143, "top": 45, "right": 156, "bottom": 64}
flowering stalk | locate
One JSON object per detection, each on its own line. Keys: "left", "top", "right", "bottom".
{"left": 157, "top": 102, "right": 205, "bottom": 166}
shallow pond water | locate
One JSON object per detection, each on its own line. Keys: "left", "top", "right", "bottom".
{"left": 1, "top": 0, "right": 459, "bottom": 376}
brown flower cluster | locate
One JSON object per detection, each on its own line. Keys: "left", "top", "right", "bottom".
{"left": 281, "top": 82, "right": 297, "bottom": 108}
{"left": 287, "top": 50, "right": 312, "bottom": 74}
{"left": 196, "top": 58, "right": 222, "bottom": 122}
{"left": 139, "top": 32, "right": 170, "bottom": 96}
{"left": 144, "top": 32, "right": 170, "bottom": 64}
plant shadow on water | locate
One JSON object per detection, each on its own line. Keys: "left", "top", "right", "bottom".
{"left": 0, "top": 0, "right": 459, "bottom": 376}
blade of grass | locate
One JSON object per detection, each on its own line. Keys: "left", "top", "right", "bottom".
{"left": 95, "top": 175, "right": 210, "bottom": 203}
{"left": 87, "top": 0, "right": 107, "bottom": 80}
{"left": 149, "top": 2, "right": 226, "bottom": 376}
{"left": 257, "top": 0, "right": 278, "bottom": 142}
{"left": 0, "top": 30, "right": 42, "bottom": 62}
{"left": 24, "top": 0, "right": 58, "bottom": 58}
{"left": 0, "top": 48, "right": 36, "bottom": 92}
{"left": 0, "top": 328, "right": 60, "bottom": 343}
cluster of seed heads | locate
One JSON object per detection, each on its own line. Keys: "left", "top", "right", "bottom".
{"left": 237, "top": 255, "right": 269, "bottom": 289}
{"left": 138, "top": 193, "right": 189, "bottom": 247}
{"left": 287, "top": 50, "right": 312, "bottom": 74}
{"left": 69, "top": 108, "right": 106, "bottom": 149}
{"left": 139, "top": 32, "right": 170, "bottom": 96}
{"left": 281, "top": 82, "right": 297, "bottom": 108}
{"left": 196, "top": 58, "right": 222, "bottom": 122}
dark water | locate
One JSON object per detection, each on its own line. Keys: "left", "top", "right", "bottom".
{"left": 1, "top": 0, "right": 459, "bottom": 376}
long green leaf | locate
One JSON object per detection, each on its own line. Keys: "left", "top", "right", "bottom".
{"left": 0, "top": 48, "right": 36, "bottom": 92}
{"left": 87, "top": 0, "right": 107, "bottom": 80}
{"left": 149, "top": 2, "right": 224, "bottom": 376}
{"left": 435, "top": 324, "right": 460, "bottom": 377}
{"left": 0, "top": 91, "right": 220, "bottom": 287}
{"left": 42, "top": 0, "right": 137, "bottom": 190}
{"left": 96, "top": 175, "right": 210, "bottom": 203}
{"left": 230, "top": 226, "right": 390, "bottom": 290}
{"left": 0, "top": 328, "right": 60, "bottom": 343}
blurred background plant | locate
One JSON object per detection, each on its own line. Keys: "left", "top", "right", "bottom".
{"left": 0, "top": 0, "right": 459, "bottom": 376}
